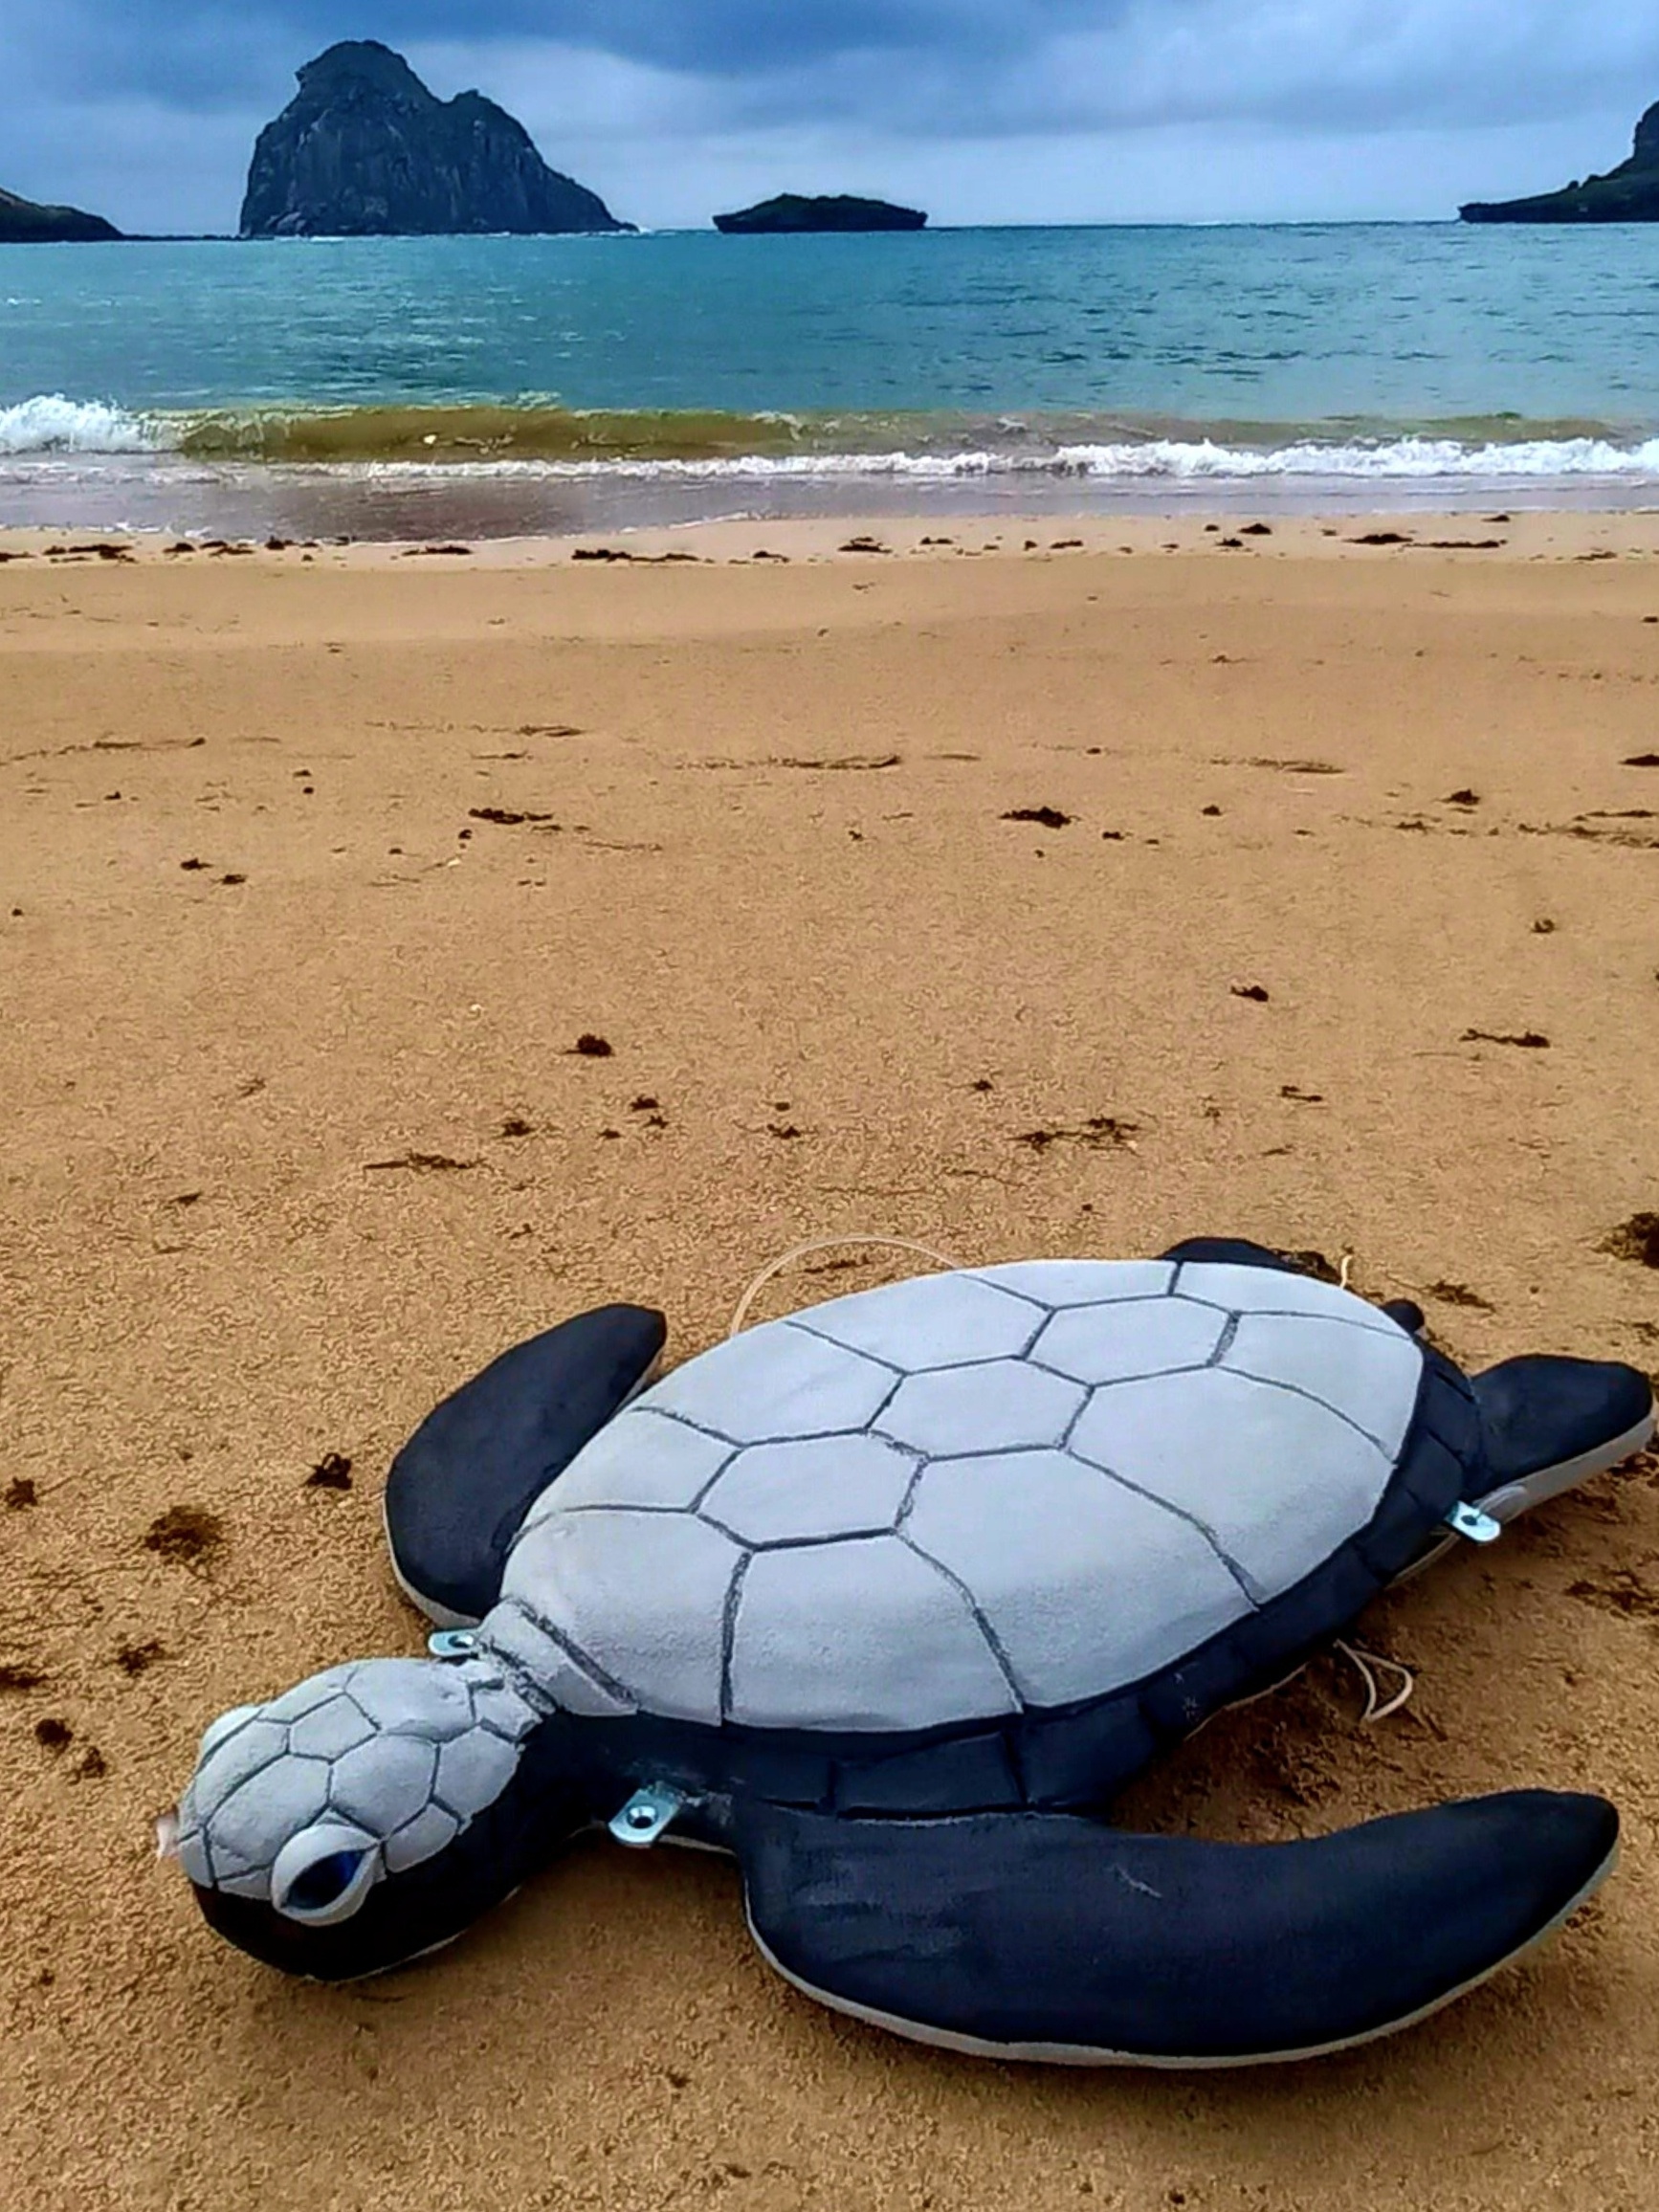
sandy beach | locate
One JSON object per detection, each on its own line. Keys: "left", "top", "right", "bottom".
{"left": 5, "top": 510, "right": 1659, "bottom": 2210}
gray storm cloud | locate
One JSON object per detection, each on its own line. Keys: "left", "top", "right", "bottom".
{"left": 6, "top": 2, "right": 1659, "bottom": 232}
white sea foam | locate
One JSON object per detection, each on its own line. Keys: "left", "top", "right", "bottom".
{"left": 5, "top": 403, "right": 1659, "bottom": 486}
{"left": 611, "top": 436, "right": 1650, "bottom": 481}
{"left": 0, "top": 394, "right": 161, "bottom": 455}
{"left": 336, "top": 432, "right": 1659, "bottom": 483}
{"left": 1037, "top": 434, "right": 1659, "bottom": 481}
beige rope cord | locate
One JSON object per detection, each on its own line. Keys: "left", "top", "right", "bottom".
{"left": 1190, "top": 1641, "right": 1417, "bottom": 1735}
{"left": 729, "top": 1235, "right": 965, "bottom": 1338}
{"left": 1332, "top": 1639, "right": 1418, "bottom": 1725}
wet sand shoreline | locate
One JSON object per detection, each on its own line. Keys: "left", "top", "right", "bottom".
{"left": 4, "top": 454, "right": 1659, "bottom": 542}
{"left": 6, "top": 499, "right": 1659, "bottom": 566}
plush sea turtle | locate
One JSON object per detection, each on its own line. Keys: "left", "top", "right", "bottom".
{"left": 162, "top": 1239, "right": 1653, "bottom": 2066}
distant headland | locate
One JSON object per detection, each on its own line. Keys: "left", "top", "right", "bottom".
{"left": 714, "top": 194, "right": 928, "bottom": 234}
{"left": 1462, "top": 100, "right": 1659, "bottom": 222}
{"left": 0, "top": 185, "right": 121, "bottom": 243}
{"left": 240, "top": 40, "right": 631, "bottom": 238}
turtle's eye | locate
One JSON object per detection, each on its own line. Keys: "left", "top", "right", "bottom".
{"left": 288, "top": 1851, "right": 365, "bottom": 1911}
{"left": 271, "top": 1824, "right": 381, "bottom": 1925}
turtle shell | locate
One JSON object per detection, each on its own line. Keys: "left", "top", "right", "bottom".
{"left": 486, "top": 1262, "right": 1477, "bottom": 1773}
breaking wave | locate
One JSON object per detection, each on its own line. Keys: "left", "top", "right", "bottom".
{"left": 168, "top": 407, "right": 1659, "bottom": 480}
{"left": 0, "top": 394, "right": 161, "bottom": 455}
{"left": 6, "top": 398, "right": 1659, "bottom": 484}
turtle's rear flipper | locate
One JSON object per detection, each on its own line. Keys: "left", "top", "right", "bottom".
{"left": 385, "top": 1308, "right": 666, "bottom": 1627}
{"left": 1470, "top": 1355, "right": 1654, "bottom": 1521}
{"left": 736, "top": 1793, "right": 1616, "bottom": 2068}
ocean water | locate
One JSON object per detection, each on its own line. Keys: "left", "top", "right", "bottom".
{"left": 6, "top": 224, "right": 1659, "bottom": 534}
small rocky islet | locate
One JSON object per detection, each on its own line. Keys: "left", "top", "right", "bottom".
{"left": 713, "top": 193, "right": 928, "bottom": 234}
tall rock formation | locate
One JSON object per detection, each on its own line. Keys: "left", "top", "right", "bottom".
{"left": 1462, "top": 100, "right": 1659, "bottom": 222}
{"left": 0, "top": 186, "right": 121, "bottom": 243}
{"left": 240, "top": 41, "right": 630, "bottom": 237}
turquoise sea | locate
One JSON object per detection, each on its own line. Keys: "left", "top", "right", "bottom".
{"left": 7, "top": 223, "right": 1659, "bottom": 534}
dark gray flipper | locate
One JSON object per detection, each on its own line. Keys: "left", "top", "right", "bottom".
{"left": 385, "top": 1307, "right": 667, "bottom": 1626}
{"left": 1469, "top": 1355, "right": 1654, "bottom": 1518}
{"left": 737, "top": 1793, "right": 1616, "bottom": 2067}
{"left": 1160, "top": 1237, "right": 1306, "bottom": 1273}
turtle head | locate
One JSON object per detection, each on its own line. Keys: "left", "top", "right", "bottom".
{"left": 160, "top": 1655, "right": 560, "bottom": 1980}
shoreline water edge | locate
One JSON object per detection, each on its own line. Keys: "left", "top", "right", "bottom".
{"left": 8, "top": 224, "right": 1659, "bottom": 530}
{"left": 7, "top": 399, "right": 1659, "bottom": 537}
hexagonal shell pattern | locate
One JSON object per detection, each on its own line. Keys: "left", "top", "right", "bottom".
{"left": 386, "top": 1803, "right": 460, "bottom": 1874}
{"left": 340, "top": 1660, "right": 477, "bottom": 1740}
{"left": 971, "top": 1260, "right": 1178, "bottom": 1308}
{"left": 1175, "top": 1262, "right": 1404, "bottom": 1333}
{"left": 476, "top": 1258, "right": 1431, "bottom": 1739}
{"left": 188, "top": 1718, "right": 292, "bottom": 1819}
{"left": 262, "top": 1669, "right": 361, "bottom": 1726}
{"left": 905, "top": 1451, "right": 1250, "bottom": 1703}
{"left": 502, "top": 1508, "right": 741, "bottom": 1724}
{"left": 435, "top": 1728, "right": 523, "bottom": 1821}
{"left": 206, "top": 1754, "right": 334, "bottom": 1871}
{"left": 1033, "top": 1296, "right": 1228, "bottom": 1386}
{"left": 1220, "top": 1312, "right": 1421, "bottom": 1456}
{"left": 728, "top": 1537, "right": 1017, "bottom": 1730}
{"left": 877, "top": 1359, "right": 1087, "bottom": 1458}
{"left": 700, "top": 1433, "right": 917, "bottom": 1545}
{"left": 327, "top": 1735, "right": 439, "bottom": 1835}
{"left": 287, "top": 1697, "right": 378, "bottom": 1763}
{"left": 642, "top": 1320, "right": 897, "bottom": 1444}
{"left": 794, "top": 1272, "right": 1042, "bottom": 1369}
{"left": 1070, "top": 1367, "right": 1395, "bottom": 1602}
{"left": 529, "top": 1408, "right": 733, "bottom": 1520}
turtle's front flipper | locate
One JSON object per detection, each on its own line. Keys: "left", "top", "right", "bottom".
{"left": 735, "top": 1793, "right": 1615, "bottom": 2067}
{"left": 385, "top": 1308, "right": 666, "bottom": 1626}
{"left": 1469, "top": 1355, "right": 1654, "bottom": 1521}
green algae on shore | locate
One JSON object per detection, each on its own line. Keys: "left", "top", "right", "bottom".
{"left": 175, "top": 404, "right": 817, "bottom": 465}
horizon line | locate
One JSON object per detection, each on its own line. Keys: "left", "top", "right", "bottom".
{"left": 13, "top": 215, "right": 1529, "bottom": 244}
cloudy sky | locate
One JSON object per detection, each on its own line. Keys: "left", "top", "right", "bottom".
{"left": 9, "top": 2, "right": 1659, "bottom": 233}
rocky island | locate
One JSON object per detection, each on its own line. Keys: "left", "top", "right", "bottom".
{"left": 240, "top": 41, "right": 630, "bottom": 237}
{"left": 0, "top": 186, "right": 121, "bottom": 243}
{"left": 1462, "top": 100, "right": 1659, "bottom": 222}
{"left": 714, "top": 193, "right": 927, "bottom": 234}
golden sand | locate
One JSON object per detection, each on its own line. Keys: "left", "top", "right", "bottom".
{"left": 3, "top": 511, "right": 1657, "bottom": 2209}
